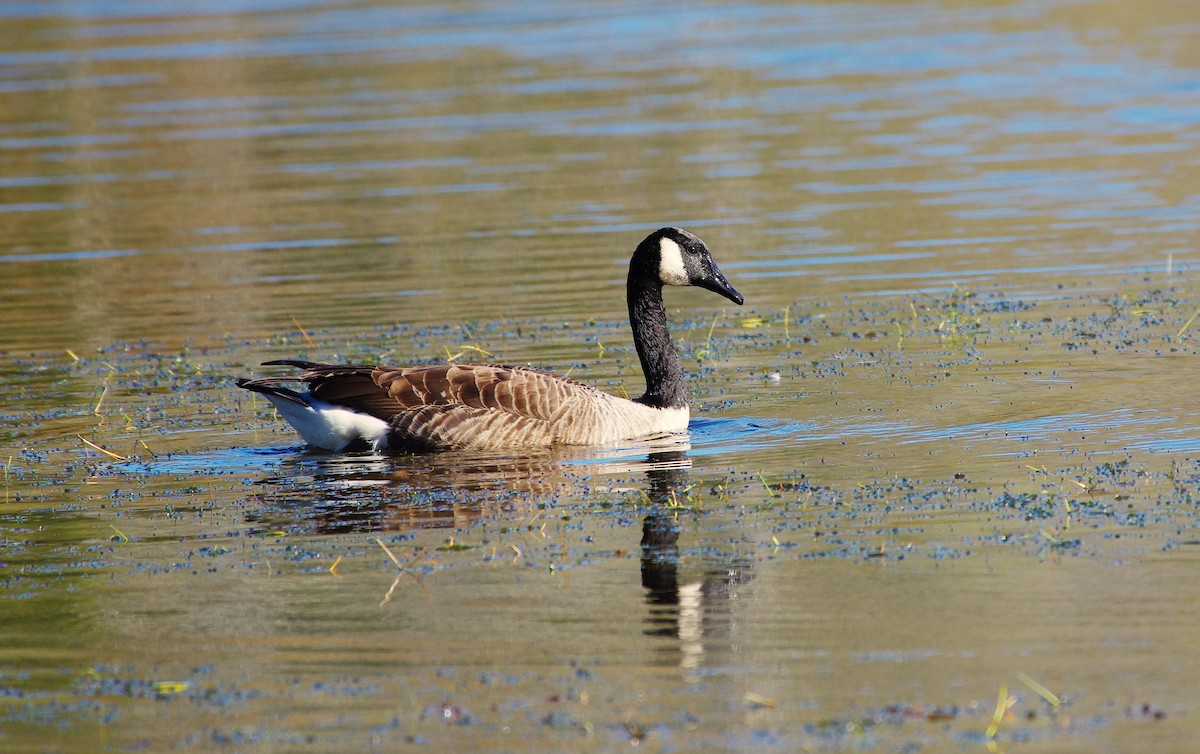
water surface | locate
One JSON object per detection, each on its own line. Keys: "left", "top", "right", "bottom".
{"left": 4, "top": 0, "right": 1200, "bottom": 751}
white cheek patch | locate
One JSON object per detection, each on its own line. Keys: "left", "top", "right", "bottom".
{"left": 657, "top": 237, "right": 689, "bottom": 286}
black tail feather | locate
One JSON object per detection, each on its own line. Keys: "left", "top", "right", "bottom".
{"left": 261, "top": 359, "right": 327, "bottom": 369}
{"left": 236, "top": 377, "right": 311, "bottom": 407}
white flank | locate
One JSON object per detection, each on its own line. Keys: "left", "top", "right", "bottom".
{"left": 549, "top": 395, "right": 690, "bottom": 446}
{"left": 647, "top": 405, "right": 690, "bottom": 435}
{"left": 624, "top": 404, "right": 689, "bottom": 441}
{"left": 657, "top": 236, "right": 688, "bottom": 286}
{"left": 260, "top": 393, "right": 390, "bottom": 452}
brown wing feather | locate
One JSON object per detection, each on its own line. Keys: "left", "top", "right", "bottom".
{"left": 388, "top": 404, "right": 484, "bottom": 451}
{"left": 373, "top": 364, "right": 593, "bottom": 422}
{"left": 387, "top": 403, "right": 556, "bottom": 451}
{"left": 256, "top": 361, "right": 610, "bottom": 449}
{"left": 302, "top": 367, "right": 403, "bottom": 420}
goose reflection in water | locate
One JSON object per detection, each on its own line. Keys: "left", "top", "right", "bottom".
{"left": 244, "top": 446, "right": 754, "bottom": 671}
{"left": 244, "top": 441, "right": 688, "bottom": 534}
{"left": 640, "top": 451, "right": 755, "bottom": 671}
{"left": 244, "top": 450, "right": 580, "bottom": 533}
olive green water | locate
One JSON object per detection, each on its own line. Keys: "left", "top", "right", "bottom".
{"left": 4, "top": 1, "right": 1200, "bottom": 751}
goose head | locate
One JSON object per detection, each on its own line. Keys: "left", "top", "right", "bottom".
{"left": 634, "top": 227, "right": 744, "bottom": 305}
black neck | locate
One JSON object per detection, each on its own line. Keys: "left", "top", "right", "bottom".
{"left": 627, "top": 275, "right": 687, "bottom": 409}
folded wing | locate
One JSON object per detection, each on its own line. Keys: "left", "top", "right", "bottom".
{"left": 270, "top": 361, "right": 605, "bottom": 450}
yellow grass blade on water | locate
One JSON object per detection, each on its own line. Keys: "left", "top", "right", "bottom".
{"left": 92, "top": 384, "right": 109, "bottom": 416}
{"left": 77, "top": 434, "right": 127, "bottom": 461}
{"left": 986, "top": 683, "right": 1015, "bottom": 741}
{"left": 1176, "top": 306, "right": 1200, "bottom": 340}
{"left": 376, "top": 538, "right": 402, "bottom": 569}
{"left": 153, "top": 680, "right": 190, "bottom": 696}
{"left": 744, "top": 691, "right": 777, "bottom": 708}
{"left": 292, "top": 317, "right": 317, "bottom": 351}
{"left": 1016, "top": 671, "right": 1061, "bottom": 708}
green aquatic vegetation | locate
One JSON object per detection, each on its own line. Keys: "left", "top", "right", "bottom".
{"left": 994, "top": 491, "right": 1055, "bottom": 520}
{"left": 693, "top": 312, "right": 723, "bottom": 361}
{"left": 437, "top": 537, "right": 474, "bottom": 552}
{"left": 441, "top": 323, "right": 494, "bottom": 363}
{"left": 928, "top": 284, "right": 985, "bottom": 346}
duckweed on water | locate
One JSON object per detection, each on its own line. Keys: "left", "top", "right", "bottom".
{"left": 4, "top": 282, "right": 1200, "bottom": 752}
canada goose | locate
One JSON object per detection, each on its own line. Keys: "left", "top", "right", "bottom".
{"left": 237, "top": 227, "right": 743, "bottom": 452}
